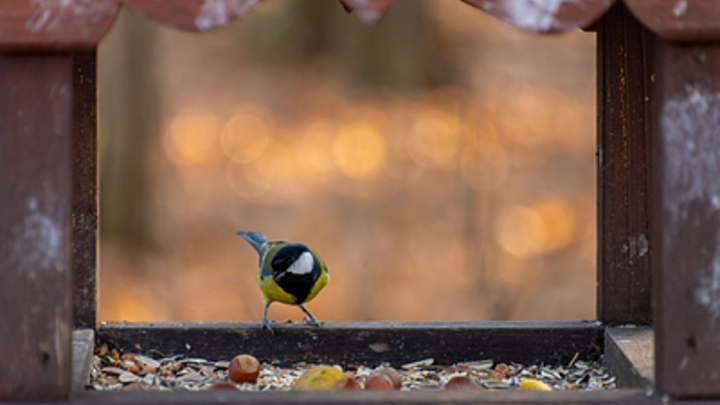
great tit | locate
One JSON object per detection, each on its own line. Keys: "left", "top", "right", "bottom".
{"left": 237, "top": 231, "right": 329, "bottom": 331}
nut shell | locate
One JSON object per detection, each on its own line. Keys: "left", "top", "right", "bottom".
{"left": 228, "top": 354, "right": 261, "bottom": 384}
{"left": 445, "top": 376, "right": 479, "bottom": 390}
{"left": 364, "top": 374, "right": 395, "bottom": 390}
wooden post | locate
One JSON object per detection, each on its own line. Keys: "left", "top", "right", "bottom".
{"left": 596, "top": 2, "right": 653, "bottom": 326}
{"left": 650, "top": 35, "right": 720, "bottom": 398}
{"left": 0, "top": 53, "right": 74, "bottom": 401}
{"left": 72, "top": 51, "right": 98, "bottom": 330}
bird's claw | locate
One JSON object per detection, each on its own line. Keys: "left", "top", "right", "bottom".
{"left": 304, "top": 317, "right": 322, "bottom": 327}
{"left": 261, "top": 318, "right": 274, "bottom": 333}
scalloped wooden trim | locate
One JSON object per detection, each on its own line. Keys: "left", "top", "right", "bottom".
{"left": 462, "top": 0, "right": 616, "bottom": 33}
{"left": 123, "top": 0, "right": 265, "bottom": 32}
{"left": 0, "top": 0, "right": 121, "bottom": 51}
{"left": 339, "top": 0, "right": 396, "bottom": 26}
{"left": 3, "top": 0, "right": 720, "bottom": 52}
{"left": 624, "top": 0, "right": 720, "bottom": 42}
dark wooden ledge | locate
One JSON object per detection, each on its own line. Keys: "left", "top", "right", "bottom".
{"left": 98, "top": 321, "right": 603, "bottom": 367}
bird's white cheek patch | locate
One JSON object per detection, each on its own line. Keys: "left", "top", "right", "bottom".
{"left": 287, "top": 251, "right": 314, "bottom": 275}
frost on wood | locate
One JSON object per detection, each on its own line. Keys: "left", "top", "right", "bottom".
{"left": 194, "top": 0, "right": 263, "bottom": 32}
{"left": 26, "top": 0, "right": 117, "bottom": 33}
{"left": 661, "top": 84, "right": 720, "bottom": 326}
{"left": 10, "top": 194, "right": 65, "bottom": 279}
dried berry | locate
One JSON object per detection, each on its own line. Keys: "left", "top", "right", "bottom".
{"left": 364, "top": 374, "right": 395, "bottom": 390}
{"left": 368, "top": 368, "right": 401, "bottom": 390}
{"left": 331, "top": 376, "right": 363, "bottom": 390}
{"left": 228, "top": 354, "right": 261, "bottom": 384}
{"left": 445, "top": 376, "right": 479, "bottom": 390}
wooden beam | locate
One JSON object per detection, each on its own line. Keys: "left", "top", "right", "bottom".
{"left": 71, "top": 51, "right": 98, "bottom": 330}
{"left": 0, "top": 53, "right": 74, "bottom": 401}
{"left": 650, "top": 35, "right": 720, "bottom": 398}
{"left": 596, "top": 1, "right": 653, "bottom": 326}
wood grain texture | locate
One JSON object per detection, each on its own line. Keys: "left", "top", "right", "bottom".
{"left": 98, "top": 321, "right": 603, "bottom": 367}
{"left": 72, "top": 51, "right": 98, "bottom": 330}
{"left": 650, "top": 36, "right": 720, "bottom": 398}
{"left": 596, "top": 1, "right": 652, "bottom": 326}
{"left": 0, "top": 0, "right": 120, "bottom": 51}
{"left": 0, "top": 53, "right": 74, "bottom": 401}
{"left": 605, "top": 327, "right": 654, "bottom": 388}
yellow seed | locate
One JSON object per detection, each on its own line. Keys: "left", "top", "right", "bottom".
{"left": 519, "top": 378, "right": 552, "bottom": 391}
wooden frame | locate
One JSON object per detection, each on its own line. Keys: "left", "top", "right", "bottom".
{"left": 2, "top": 0, "right": 720, "bottom": 402}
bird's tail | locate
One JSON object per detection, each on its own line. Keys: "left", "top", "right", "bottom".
{"left": 237, "top": 231, "right": 269, "bottom": 254}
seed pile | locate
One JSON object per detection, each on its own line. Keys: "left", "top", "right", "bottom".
{"left": 89, "top": 345, "right": 616, "bottom": 392}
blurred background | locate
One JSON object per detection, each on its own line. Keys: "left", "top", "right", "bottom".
{"left": 97, "top": 0, "right": 597, "bottom": 323}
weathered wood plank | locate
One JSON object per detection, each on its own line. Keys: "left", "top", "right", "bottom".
{"left": 72, "top": 329, "right": 95, "bottom": 393}
{"left": 0, "top": 53, "right": 74, "bottom": 401}
{"left": 649, "top": 36, "right": 720, "bottom": 397}
{"left": 75, "top": 388, "right": 652, "bottom": 404}
{"left": 72, "top": 50, "right": 98, "bottom": 330}
{"left": 98, "top": 321, "right": 602, "bottom": 367}
{"left": 605, "top": 327, "right": 654, "bottom": 388}
{"left": 596, "top": 1, "right": 652, "bottom": 327}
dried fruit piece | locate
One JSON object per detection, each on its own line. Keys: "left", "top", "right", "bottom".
{"left": 125, "top": 364, "right": 140, "bottom": 374}
{"left": 520, "top": 378, "right": 552, "bottom": 391}
{"left": 228, "top": 354, "right": 261, "bottom": 384}
{"left": 167, "top": 361, "right": 182, "bottom": 372}
{"left": 364, "top": 374, "right": 395, "bottom": 390}
{"left": 445, "top": 376, "right": 479, "bottom": 390}
{"left": 293, "top": 366, "right": 346, "bottom": 390}
{"left": 331, "top": 376, "right": 363, "bottom": 390}
{"left": 494, "top": 363, "right": 510, "bottom": 375}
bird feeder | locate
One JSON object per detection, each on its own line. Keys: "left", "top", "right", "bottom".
{"left": 2, "top": 0, "right": 720, "bottom": 402}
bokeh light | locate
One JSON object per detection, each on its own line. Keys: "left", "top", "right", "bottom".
{"left": 163, "top": 112, "right": 221, "bottom": 166}
{"left": 495, "top": 200, "right": 576, "bottom": 257}
{"left": 221, "top": 113, "right": 271, "bottom": 163}
{"left": 332, "top": 122, "right": 386, "bottom": 180}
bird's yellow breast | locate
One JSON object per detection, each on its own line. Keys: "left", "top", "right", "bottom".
{"left": 256, "top": 267, "right": 329, "bottom": 305}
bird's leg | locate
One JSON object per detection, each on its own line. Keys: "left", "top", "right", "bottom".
{"left": 261, "top": 301, "right": 273, "bottom": 332}
{"left": 299, "top": 304, "right": 322, "bottom": 326}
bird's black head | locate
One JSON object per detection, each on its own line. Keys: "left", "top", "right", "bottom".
{"left": 271, "top": 244, "right": 311, "bottom": 272}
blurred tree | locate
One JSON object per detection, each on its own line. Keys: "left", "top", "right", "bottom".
{"left": 99, "top": 9, "right": 160, "bottom": 249}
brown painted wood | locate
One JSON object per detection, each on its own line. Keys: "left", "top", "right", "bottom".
{"left": 462, "top": 0, "right": 615, "bottom": 33}
{"left": 72, "top": 51, "right": 98, "bottom": 330}
{"left": 75, "top": 388, "right": 653, "bottom": 404}
{"left": 338, "top": 0, "right": 396, "bottom": 26}
{"left": 649, "top": 35, "right": 720, "bottom": 398}
{"left": 98, "top": 321, "right": 603, "bottom": 367}
{"left": 625, "top": 0, "right": 720, "bottom": 42}
{"left": 123, "top": 0, "right": 266, "bottom": 32}
{"left": 0, "top": 53, "right": 74, "bottom": 401}
{"left": 0, "top": 0, "right": 120, "bottom": 51}
{"left": 605, "top": 327, "right": 654, "bottom": 388}
{"left": 596, "top": 2, "right": 652, "bottom": 326}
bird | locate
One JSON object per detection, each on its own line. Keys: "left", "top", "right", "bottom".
{"left": 237, "top": 231, "right": 329, "bottom": 331}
